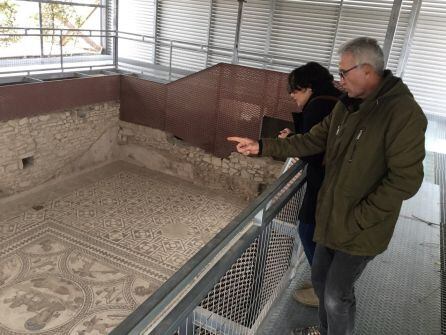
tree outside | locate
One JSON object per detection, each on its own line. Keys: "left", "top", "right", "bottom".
{"left": 0, "top": 0, "right": 19, "bottom": 46}
{"left": 0, "top": 0, "right": 102, "bottom": 55}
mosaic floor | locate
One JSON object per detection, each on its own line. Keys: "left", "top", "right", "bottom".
{"left": 0, "top": 161, "right": 245, "bottom": 335}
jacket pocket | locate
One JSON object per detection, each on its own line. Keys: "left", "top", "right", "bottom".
{"left": 330, "top": 192, "right": 362, "bottom": 245}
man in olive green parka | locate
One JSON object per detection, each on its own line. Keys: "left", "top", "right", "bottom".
{"left": 228, "top": 37, "right": 427, "bottom": 335}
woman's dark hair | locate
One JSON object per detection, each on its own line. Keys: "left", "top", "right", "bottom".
{"left": 287, "top": 62, "right": 334, "bottom": 94}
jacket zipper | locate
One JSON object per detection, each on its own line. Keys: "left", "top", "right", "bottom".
{"left": 336, "top": 112, "right": 350, "bottom": 136}
{"left": 348, "top": 128, "right": 365, "bottom": 163}
{"left": 323, "top": 100, "right": 377, "bottom": 245}
{"left": 346, "top": 99, "right": 379, "bottom": 163}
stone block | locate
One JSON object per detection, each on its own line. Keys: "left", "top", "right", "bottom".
{"left": 38, "top": 114, "right": 51, "bottom": 122}
{"left": 6, "top": 120, "right": 18, "bottom": 129}
{"left": 240, "top": 170, "right": 250, "bottom": 179}
{"left": 18, "top": 118, "right": 28, "bottom": 125}
{"left": 5, "top": 162, "right": 18, "bottom": 172}
{"left": 211, "top": 157, "right": 221, "bottom": 167}
{"left": 19, "top": 180, "right": 32, "bottom": 188}
{"left": 229, "top": 168, "right": 237, "bottom": 176}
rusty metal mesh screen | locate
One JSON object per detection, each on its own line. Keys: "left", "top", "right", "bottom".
{"left": 0, "top": 76, "right": 120, "bottom": 122}
{"left": 165, "top": 65, "right": 221, "bottom": 152}
{"left": 120, "top": 76, "right": 167, "bottom": 129}
{"left": 119, "top": 63, "right": 296, "bottom": 158}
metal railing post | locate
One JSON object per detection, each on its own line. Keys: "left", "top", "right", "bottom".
{"left": 327, "top": 0, "right": 344, "bottom": 72}
{"left": 397, "top": 0, "right": 422, "bottom": 77}
{"left": 59, "top": 30, "right": 64, "bottom": 71}
{"left": 168, "top": 40, "right": 173, "bottom": 81}
{"left": 383, "top": 0, "right": 403, "bottom": 67}
{"left": 38, "top": 2, "right": 43, "bottom": 57}
{"left": 114, "top": 0, "right": 119, "bottom": 69}
{"left": 232, "top": 0, "right": 246, "bottom": 64}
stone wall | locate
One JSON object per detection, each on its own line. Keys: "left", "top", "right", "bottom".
{"left": 0, "top": 101, "right": 120, "bottom": 196}
{"left": 0, "top": 103, "right": 283, "bottom": 199}
{"left": 114, "top": 121, "right": 283, "bottom": 199}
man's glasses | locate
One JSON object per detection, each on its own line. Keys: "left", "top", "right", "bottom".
{"left": 338, "top": 64, "right": 360, "bottom": 79}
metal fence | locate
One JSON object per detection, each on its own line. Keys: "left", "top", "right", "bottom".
{"left": 116, "top": 31, "right": 306, "bottom": 82}
{"left": 0, "top": 27, "right": 115, "bottom": 77}
{"left": 110, "top": 158, "right": 307, "bottom": 335}
{"left": 0, "top": 26, "right": 305, "bottom": 80}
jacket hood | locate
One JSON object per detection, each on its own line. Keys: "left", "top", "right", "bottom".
{"left": 366, "top": 70, "right": 413, "bottom": 102}
{"left": 339, "top": 93, "right": 362, "bottom": 112}
{"left": 304, "top": 82, "right": 341, "bottom": 110}
{"left": 339, "top": 70, "right": 411, "bottom": 112}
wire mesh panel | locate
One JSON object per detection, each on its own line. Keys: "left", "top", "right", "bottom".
{"left": 213, "top": 64, "right": 295, "bottom": 158}
{"left": 119, "top": 63, "right": 296, "bottom": 158}
{"left": 273, "top": 184, "right": 306, "bottom": 225}
{"left": 253, "top": 223, "right": 295, "bottom": 322}
{"left": 164, "top": 65, "right": 220, "bottom": 152}
{"left": 263, "top": 70, "right": 295, "bottom": 122}
{"left": 272, "top": 159, "right": 307, "bottom": 225}
{"left": 169, "top": 161, "right": 307, "bottom": 335}
{"left": 0, "top": 76, "right": 120, "bottom": 121}
{"left": 182, "top": 226, "right": 303, "bottom": 335}
{"left": 213, "top": 64, "right": 267, "bottom": 158}
{"left": 199, "top": 240, "right": 259, "bottom": 328}
{"left": 120, "top": 76, "right": 167, "bottom": 130}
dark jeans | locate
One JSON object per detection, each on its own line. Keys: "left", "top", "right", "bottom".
{"left": 298, "top": 221, "right": 316, "bottom": 265}
{"left": 311, "top": 244, "right": 373, "bottom": 335}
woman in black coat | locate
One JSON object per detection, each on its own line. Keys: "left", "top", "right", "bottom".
{"left": 280, "top": 62, "right": 341, "bottom": 307}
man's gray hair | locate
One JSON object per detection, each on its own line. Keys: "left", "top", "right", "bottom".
{"left": 338, "top": 37, "right": 385, "bottom": 75}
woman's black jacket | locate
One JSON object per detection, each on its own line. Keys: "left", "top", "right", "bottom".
{"left": 292, "top": 85, "right": 340, "bottom": 226}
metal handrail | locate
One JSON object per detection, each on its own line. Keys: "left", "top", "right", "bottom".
{"left": 0, "top": 64, "right": 113, "bottom": 77}
{"left": 0, "top": 26, "right": 115, "bottom": 33}
{"left": 110, "top": 159, "right": 306, "bottom": 335}
{"left": 0, "top": 27, "right": 116, "bottom": 76}
{"left": 0, "top": 27, "right": 304, "bottom": 80}
{"left": 0, "top": 26, "right": 303, "bottom": 81}
{"left": 0, "top": 32, "right": 115, "bottom": 38}
{"left": 116, "top": 30, "right": 305, "bottom": 67}
{"left": 18, "top": 0, "right": 105, "bottom": 8}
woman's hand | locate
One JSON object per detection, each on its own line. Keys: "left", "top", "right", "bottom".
{"left": 227, "top": 136, "right": 260, "bottom": 156}
{"left": 278, "top": 128, "right": 292, "bottom": 139}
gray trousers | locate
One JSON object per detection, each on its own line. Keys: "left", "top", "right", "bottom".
{"left": 311, "top": 244, "right": 374, "bottom": 335}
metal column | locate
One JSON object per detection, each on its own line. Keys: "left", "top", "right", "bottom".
{"left": 383, "top": 0, "right": 403, "bottom": 68}
{"left": 232, "top": 0, "right": 246, "bottom": 64}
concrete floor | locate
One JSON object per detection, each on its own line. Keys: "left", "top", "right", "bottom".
{"left": 0, "top": 161, "right": 246, "bottom": 334}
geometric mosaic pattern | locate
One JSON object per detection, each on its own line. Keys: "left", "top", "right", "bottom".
{"left": 0, "top": 162, "right": 245, "bottom": 334}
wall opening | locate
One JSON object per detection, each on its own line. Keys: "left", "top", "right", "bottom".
{"left": 21, "top": 156, "right": 34, "bottom": 169}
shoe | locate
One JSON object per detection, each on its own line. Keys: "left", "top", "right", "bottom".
{"left": 290, "top": 325, "right": 320, "bottom": 335}
{"left": 292, "top": 287, "right": 319, "bottom": 307}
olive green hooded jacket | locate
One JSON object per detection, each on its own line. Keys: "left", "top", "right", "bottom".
{"left": 261, "top": 71, "right": 427, "bottom": 256}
